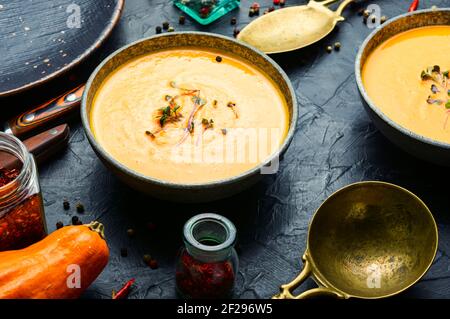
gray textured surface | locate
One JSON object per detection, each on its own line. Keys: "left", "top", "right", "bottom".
{"left": 5, "top": 0, "right": 450, "bottom": 299}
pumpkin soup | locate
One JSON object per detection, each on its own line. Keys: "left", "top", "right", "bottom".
{"left": 90, "top": 48, "right": 289, "bottom": 183}
{"left": 362, "top": 26, "right": 450, "bottom": 144}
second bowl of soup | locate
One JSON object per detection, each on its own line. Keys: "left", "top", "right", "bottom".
{"left": 356, "top": 9, "right": 450, "bottom": 166}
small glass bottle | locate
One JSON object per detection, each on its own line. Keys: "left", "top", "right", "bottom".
{"left": 173, "top": 0, "right": 240, "bottom": 25}
{"left": 176, "top": 213, "right": 238, "bottom": 299}
{"left": 0, "top": 132, "right": 47, "bottom": 251}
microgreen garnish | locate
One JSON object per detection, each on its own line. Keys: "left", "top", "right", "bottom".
{"left": 202, "top": 118, "right": 214, "bottom": 130}
{"left": 154, "top": 93, "right": 184, "bottom": 130}
{"left": 192, "top": 96, "right": 206, "bottom": 106}
{"left": 188, "top": 122, "right": 195, "bottom": 133}
{"left": 227, "top": 102, "right": 239, "bottom": 118}
{"left": 157, "top": 104, "right": 182, "bottom": 127}
{"left": 421, "top": 65, "right": 450, "bottom": 112}
{"left": 145, "top": 130, "right": 155, "bottom": 138}
{"left": 431, "top": 84, "right": 440, "bottom": 94}
{"left": 421, "top": 66, "right": 445, "bottom": 83}
{"left": 150, "top": 81, "right": 236, "bottom": 145}
{"left": 177, "top": 88, "right": 207, "bottom": 145}
{"left": 427, "top": 96, "right": 443, "bottom": 105}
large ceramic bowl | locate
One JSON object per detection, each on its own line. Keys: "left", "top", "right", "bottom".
{"left": 355, "top": 9, "right": 450, "bottom": 166}
{"left": 81, "top": 32, "right": 298, "bottom": 202}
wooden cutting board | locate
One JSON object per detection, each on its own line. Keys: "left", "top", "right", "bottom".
{"left": 0, "top": 0, "right": 123, "bottom": 97}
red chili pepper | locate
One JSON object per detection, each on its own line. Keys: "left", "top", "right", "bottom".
{"left": 112, "top": 278, "right": 135, "bottom": 299}
{"left": 408, "top": 0, "right": 419, "bottom": 12}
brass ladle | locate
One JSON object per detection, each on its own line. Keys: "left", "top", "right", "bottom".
{"left": 274, "top": 181, "right": 438, "bottom": 299}
{"left": 237, "top": 0, "right": 355, "bottom": 54}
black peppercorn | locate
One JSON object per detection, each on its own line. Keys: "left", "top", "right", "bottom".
{"left": 56, "top": 221, "right": 64, "bottom": 229}
{"left": 143, "top": 254, "right": 152, "bottom": 264}
{"left": 162, "top": 21, "right": 170, "bottom": 30}
{"left": 71, "top": 215, "right": 79, "bottom": 225}
{"left": 155, "top": 26, "right": 162, "bottom": 34}
{"left": 63, "top": 200, "right": 70, "bottom": 210}
{"left": 179, "top": 15, "right": 186, "bottom": 25}
{"left": 215, "top": 56, "right": 222, "bottom": 63}
{"left": 76, "top": 203, "right": 85, "bottom": 213}
{"left": 230, "top": 17, "right": 237, "bottom": 25}
{"left": 233, "top": 28, "right": 240, "bottom": 38}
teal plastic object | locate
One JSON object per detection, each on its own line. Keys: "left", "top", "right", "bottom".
{"left": 173, "top": 0, "right": 240, "bottom": 25}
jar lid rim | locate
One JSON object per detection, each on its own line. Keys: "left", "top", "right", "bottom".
{"left": 183, "top": 213, "right": 236, "bottom": 252}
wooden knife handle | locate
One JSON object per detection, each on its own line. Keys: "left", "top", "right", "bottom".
{"left": 5, "top": 85, "right": 84, "bottom": 138}
{"left": 23, "top": 124, "right": 70, "bottom": 165}
{"left": 0, "top": 124, "right": 70, "bottom": 169}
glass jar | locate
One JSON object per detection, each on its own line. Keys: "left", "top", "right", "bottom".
{"left": 176, "top": 213, "right": 238, "bottom": 298}
{"left": 173, "top": 0, "right": 240, "bottom": 25}
{"left": 0, "top": 132, "right": 47, "bottom": 251}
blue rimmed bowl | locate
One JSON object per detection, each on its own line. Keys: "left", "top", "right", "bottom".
{"left": 81, "top": 32, "right": 298, "bottom": 202}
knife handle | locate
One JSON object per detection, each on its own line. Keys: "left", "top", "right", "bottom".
{"left": 23, "top": 124, "right": 70, "bottom": 165}
{"left": 0, "top": 124, "right": 70, "bottom": 169}
{"left": 5, "top": 85, "right": 84, "bottom": 138}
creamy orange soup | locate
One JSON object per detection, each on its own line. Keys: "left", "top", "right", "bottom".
{"left": 363, "top": 26, "right": 450, "bottom": 143}
{"left": 91, "top": 48, "right": 289, "bottom": 183}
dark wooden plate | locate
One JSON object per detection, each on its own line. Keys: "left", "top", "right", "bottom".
{"left": 0, "top": 0, "right": 124, "bottom": 97}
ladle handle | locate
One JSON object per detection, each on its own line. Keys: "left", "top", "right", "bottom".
{"left": 335, "top": 0, "right": 355, "bottom": 16}
{"left": 272, "top": 254, "right": 345, "bottom": 299}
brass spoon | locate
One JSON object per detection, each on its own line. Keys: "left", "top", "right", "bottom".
{"left": 237, "top": 0, "right": 355, "bottom": 54}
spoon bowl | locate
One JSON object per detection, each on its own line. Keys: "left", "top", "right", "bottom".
{"left": 274, "top": 181, "right": 438, "bottom": 299}
{"left": 238, "top": 0, "right": 354, "bottom": 54}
